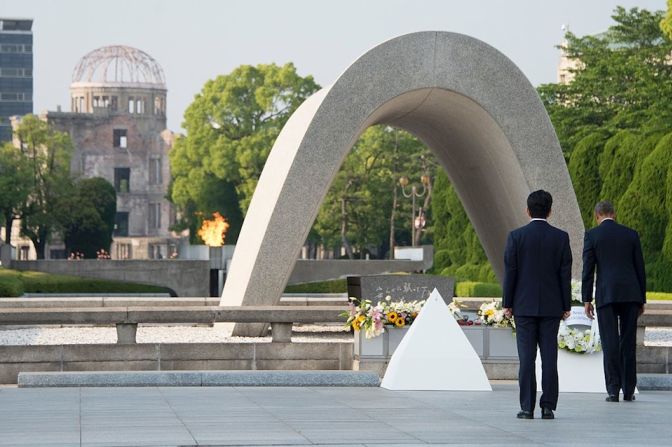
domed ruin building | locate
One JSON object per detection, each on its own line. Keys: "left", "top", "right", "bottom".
{"left": 40, "top": 45, "right": 177, "bottom": 259}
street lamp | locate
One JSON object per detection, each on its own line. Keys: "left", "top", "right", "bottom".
{"left": 399, "top": 175, "right": 429, "bottom": 246}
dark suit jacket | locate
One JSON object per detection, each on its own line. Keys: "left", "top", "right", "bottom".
{"left": 503, "top": 220, "right": 572, "bottom": 317}
{"left": 581, "top": 219, "right": 646, "bottom": 308}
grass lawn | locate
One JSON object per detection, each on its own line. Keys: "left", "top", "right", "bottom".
{"left": 0, "top": 267, "right": 172, "bottom": 297}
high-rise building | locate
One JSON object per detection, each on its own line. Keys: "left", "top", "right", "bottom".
{"left": 0, "top": 18, "right": 33, "bottom": 142}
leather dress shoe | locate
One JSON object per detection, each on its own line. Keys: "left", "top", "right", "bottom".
{"left": 541, "top": 408, "right": 554, "bottom": 419}
{"left": 623, "top": 394, "right": 636, "bottom": 401}
{"left": 605, "top": 395, "right": 619, "bottom": 402}
{"left": 517, "top": 410, "right": 534, "bottom": 419}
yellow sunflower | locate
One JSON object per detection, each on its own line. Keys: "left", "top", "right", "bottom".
{"left": 386, "top": 312, "right": 398, "bottom": 324}
{"left": 395, "top": 317, "right": 406, "bottom": 328}
{"left": 352, "top": 319, "right": 361, "bottom": 331}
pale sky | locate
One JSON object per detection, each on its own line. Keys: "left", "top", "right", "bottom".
{"left": 0, "top": 0, "right": 666, "bottom": 132}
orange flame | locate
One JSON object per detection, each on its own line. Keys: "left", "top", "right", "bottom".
{"left": 197, "top": 212, "right": 229, "bottom": 247}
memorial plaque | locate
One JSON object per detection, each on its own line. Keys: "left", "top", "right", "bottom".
{"left": 347, "top": 274, "right": 455, "bottom": 305}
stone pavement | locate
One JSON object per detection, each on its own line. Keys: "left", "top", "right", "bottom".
{"left": 0, "top": 384, "right": 670, "bottom": 446}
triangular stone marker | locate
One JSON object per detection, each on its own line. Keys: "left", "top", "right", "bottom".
{"left": 381, "top": 288, "right": 492, "bottom": 391}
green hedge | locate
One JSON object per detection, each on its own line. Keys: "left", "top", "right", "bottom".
{"left": 0, "top": 269, "right": 24, "bottom": 297}
{"left": 647, "top": 292, "right": 672, "bottom": 301}
{"left": 0, "top": 268, "right": 170, "bottom": 296}
{"left": 284, "top": 279, "right": 347, "bottom": 294}
{"left": 455, "top": 281, "right": 502, "bottom": 297}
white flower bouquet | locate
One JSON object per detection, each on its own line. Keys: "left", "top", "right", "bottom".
{"left": 477, "top": 299, "right": 515, "bottom": 329}
{"left": 557, "top": 320, "right": 601, "bottom": 354}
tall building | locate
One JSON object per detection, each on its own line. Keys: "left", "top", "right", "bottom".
{"left": 0, "top": 18, "right": 33, "bottom": 142}
{"left": 11, "top": 45, "right": 178, "bottom": 259}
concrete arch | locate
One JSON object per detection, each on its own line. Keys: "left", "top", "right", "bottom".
{"left": 222, "top": 31, "right": 584, "bottom": 334}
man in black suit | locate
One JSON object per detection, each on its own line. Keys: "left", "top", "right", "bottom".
{"left": 503, "top": 190, "right": 572, "bottom": 420}
{"left": 582, "top": 200, "right": 646, "bottom": 402}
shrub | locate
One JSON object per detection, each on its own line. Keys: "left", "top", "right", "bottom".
{"left": 433, "top": 249, "right": 451, "bottom": 272}
{"left": 568, "top": 132, "right": 610, "bottom": 228}
{"left": 0, "top": 269, "right": 24, "bottom": 297}
{"left": 456, "top": 281, "right": 502, "bottom": 297}
{"left": 284, "top": 279, "right": 347, "bottom": 294}
{"left": 0, "top": 268, "right": 170, "bottom": 295}
{"left": 647, "top": 292, "right": 672, "bottom": 300}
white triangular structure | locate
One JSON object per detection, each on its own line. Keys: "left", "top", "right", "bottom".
{"left": 381, "top": 288, "right": 492, "bottom": 391}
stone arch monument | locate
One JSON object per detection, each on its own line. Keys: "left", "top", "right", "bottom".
{"left": 222, "top": 31, "right": 584, "bottom": 335}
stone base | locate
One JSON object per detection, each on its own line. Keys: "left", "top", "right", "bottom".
{"left": 0, "top": 342, "right": 353, "bottom": 384}
{"left": 354, "top": 357, "right": 520, "bottom": 380}
{"left": 18, "top": 370, "right": 381, "bottom": 388}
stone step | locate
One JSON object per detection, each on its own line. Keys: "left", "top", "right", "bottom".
{"left": 637, "top": 373, "right": 672, "bottom": 391}
{"left": 17, "top": 370, "right": 380, "bottom": 388}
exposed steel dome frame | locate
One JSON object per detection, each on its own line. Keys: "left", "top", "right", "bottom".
{"left": 72, "top": 45, "right": 166, "bottom": 88}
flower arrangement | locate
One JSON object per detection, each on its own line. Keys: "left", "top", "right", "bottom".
{"left": 571, "top": 279, "right": 582, "bottom": 305}
{"left": 67, "top": 251, "right": 84, "bottom": 260}
{"left": 448, "top": 299, "right": 479, "bottom": 326}
{"left": 558, "top": 321, "right": 601, "bottom": 354}
{"left": 342, "top": 296, "right": 425, "bottom": 339}
{"left": 477, "top": 299, "right": 515, "bottom": 329}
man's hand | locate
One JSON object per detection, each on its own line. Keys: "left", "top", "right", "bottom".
{"left": 504, "top": 307, "right": 513, "bottom": 319}
{"left": 584, "top": 302, "right": 595, "bottom": 320}
{"left": 639, "top": 304, "right": 645, "bottom": 317}
{"left": 562, "top": 310, "right": 571, "bottom": 320}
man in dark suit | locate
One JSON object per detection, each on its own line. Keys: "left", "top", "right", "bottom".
{"left": 503, "top": 190, "right": 572, "bottom": 420}
{"left": 582, "top": 200, "right": 646, "bottom": 402}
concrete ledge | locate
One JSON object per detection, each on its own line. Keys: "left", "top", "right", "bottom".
{"left": 637, "top": 374, "right": 672, "bottom": 391}
{"left": 18, "top": 370, "right": 381, "bottom": 387}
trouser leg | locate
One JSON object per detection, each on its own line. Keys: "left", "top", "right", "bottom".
{"left": 597, "top": 304, "right": 621, "bottom": 395}
{"left": 617, "top": 302, "right": 640, "bottom": 396}
{"left": 515, "top": 316, "right": 538, "bottom": 412}
{"left": 538, "top": 317, "right": 561, "bottom": 410}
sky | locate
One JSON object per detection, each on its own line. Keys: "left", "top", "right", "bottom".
{"left": 0, "top": 0, "right": 666, "bottom": 132}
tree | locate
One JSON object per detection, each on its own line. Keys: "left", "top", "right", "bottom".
{"left": 660, "top": 0, "right": 672, "bottom": 39}
{"left": 536, "top": 6, "right": 672, "bottom": 290}
{"left": 13, "top": 115, "right": 73, "bottom": 259}
{"left": 311, "top": 126, "right": 436, "bottom": 259}
{"left": 431, "top": 171, "right": 495, "bottom": 282}
{"left": 169, "top": 63, "right": 320, "bottom": 243}
{"left": 539, "top": 7, "right": 672, "bottom": 156}
{"left": 0, "top": 143, "right": 32, "bottom": 244}
{"left": 57, "top": 178, "right": 116, "bottom": 258}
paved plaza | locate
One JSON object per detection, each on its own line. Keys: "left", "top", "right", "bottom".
{"left": 0, "top": 383, "right": 670, "bottom": 446}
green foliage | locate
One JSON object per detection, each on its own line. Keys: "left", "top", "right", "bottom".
{"left": 539, "top": 7, "right": 672, "bottom": 155}
{"left": 58, "top": 178, "right": 117, "bottom": 258}
{"left": 0, "top": 143, "right": 32, "bottom": 242}
{"left": 646, "top": 291, "right": 672, "bottom": 300}
{"left": 568, "top": 132, "right": 609, "bottom": 228}
{"left": 284, "top": 279, "right": 347, "bottom": 294}
{"left": 12, "top": 115, "right": 73, "bottom": 259}
{"left": 433, "top": 249, "right": 451, "bottom": 272}
{"left": 660, "top": 0, "right": 672, "bottom": 40}
{"left": 0, "top": 269, "right": 24, "bottom": 297}
{"left": 0, "top": 269, "right": 171, "bottom": 295}
{"left": 431, "top": 170, "right": 494, "bottom": 280}
{"left": 169, "top": 63, "right": 320, "bottom": 243}
{"left": 455, "top": 282, "right": 503, "bottom": 298}
{"left": 312, "top": 126, "right": 436, "bottom": 258}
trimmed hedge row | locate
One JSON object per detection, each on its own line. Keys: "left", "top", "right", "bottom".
{"left": 284, "top": 279, "right": 347, "bottom": 294}
{"left": 0, "top": 268, "right": 170, "bottom": 297}
{"left": 455, "top": 281, "right": 502, "bottom": 298}
{"left": 646, "top": 292, "right": 672, "bottom": 301}
{"left": 0, "top": 269, "right": 24, "bottom": 297}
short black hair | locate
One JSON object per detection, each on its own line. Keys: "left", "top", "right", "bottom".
{"left": 527, "top": 190, "right": 553, "bottom": 218}
{"left": 594, "top": 200, "right": 615, "bottom": 216}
